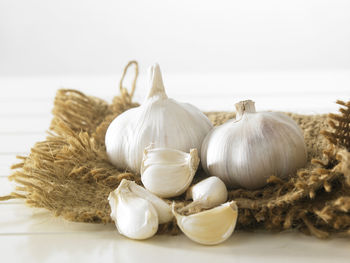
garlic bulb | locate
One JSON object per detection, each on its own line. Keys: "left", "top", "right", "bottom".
{"left": 173, "top": 201, "right": 238, "bottom": 245}
{"left": 184, "top": 176, "right": 228, "bottom": 210}
{"left": 108, "top": 179, "right": 173, "bottom": 240}
{"left": 141, "top": 145, "right": 199, "bottom": 198}
{"left": 201, "top": 100, "right": 307, "bottom": 189}
{"left": 105, "top": 63, "right": 213, "bottom": 173}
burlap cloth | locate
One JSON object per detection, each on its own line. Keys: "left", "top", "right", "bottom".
{"left": 1, "top": 62, "right": 350, "bottom": 239}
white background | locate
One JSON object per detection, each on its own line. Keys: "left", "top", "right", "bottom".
{"left": 1, "top": 0, "right": 350, "bottom": 75}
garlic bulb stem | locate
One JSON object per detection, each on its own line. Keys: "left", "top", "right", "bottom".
{"left": 235, "top": 100, "right": 256, "bottom": 119}
{"left": 147, "top": 63, "right": 168, "bottom": 100}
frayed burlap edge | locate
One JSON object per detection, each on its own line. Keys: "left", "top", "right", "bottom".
{"left": 1, "top": 62, "right": 350, "bottom": 239}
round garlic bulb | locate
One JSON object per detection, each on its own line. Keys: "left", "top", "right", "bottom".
{"left": 105, "top": 64, "right": 213, "bottom": 173}
{"left": 201, "top": 100, "right": 307, "bottom": 189}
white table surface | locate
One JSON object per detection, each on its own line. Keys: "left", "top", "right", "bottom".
{"left": 1, "top": 72, "right": 350, "bottom": 263}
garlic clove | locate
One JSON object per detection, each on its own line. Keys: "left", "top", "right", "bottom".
{"left": 108, "top": 181, "right": 158, "bottom": 240}
{"left": 185, "top": 176, "right": 228, "bottom": 210}
{"left": 105, "top": 63, "right": 213, "bottom": 173}
{"left": 126, "top": 179, "right": 173, "bottom": 224}
{"left": 173, "top": 201, "right": 238, "bottom": 245}
{"left": 141, "top": 145, "right": 200, "bottom": 198}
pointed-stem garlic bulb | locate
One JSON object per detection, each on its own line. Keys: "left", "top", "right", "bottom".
{"left": 105, "top": 63, "right": 213, "bottom": 173}
{"left": 141, "top": 144, "right": 199, "bottom": 198}
{"left": 184, "top": 176, "right": 228, "bottom": 210}
{"left": 201, "top": 100, "right": 307, "bottom": 189}
{"left": 108, "top": 179, "right": 173, "bottom": 240}
{"left": 173, "top": 201, "right": 238, "bottom": 245}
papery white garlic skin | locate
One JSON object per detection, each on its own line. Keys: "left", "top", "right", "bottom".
{"left": 105, "top": 63, "right": 213, "bottom": 173}
{"left": 186, "top": 176, "right": 228, "bottom": 209}
{"left": 141, "top": 145, "right": 199, "bottom": 198}
{"left": 173, "top": 201, "right": 238, "bottom": 245}
{"left": 201, "top": 100, "right": 307, "bottom": 190}
{"left": 108, "top": 181, "right": 158, "bottom": 240}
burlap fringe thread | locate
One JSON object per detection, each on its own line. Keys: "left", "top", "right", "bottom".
{"left": 1, "top": 61, "right": 350, "bottom": 239}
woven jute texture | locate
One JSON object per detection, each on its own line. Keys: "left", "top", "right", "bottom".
{"left": 1, "top": 62, "right": 350, "bottom": 239}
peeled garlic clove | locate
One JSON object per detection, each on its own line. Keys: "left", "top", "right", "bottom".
{"left": 173, "top": 201, "right": 238, "bottom": 245}
{"left": 185, "top": 176, "right": 228, "bottom": 209}
{"left": 126, "top": 179, "right": 173, "bottom": 224}
{"left": 108, "top": 181, "right": 158, "bottom": 240}
{"left": 201, "top": 100, "right": 307, "bottom": 189}
{"left": 105, "top": 63, "right": 213, "bottom": 173}
{"left": 141, "top": 145, "right": 199, "bottom": 198}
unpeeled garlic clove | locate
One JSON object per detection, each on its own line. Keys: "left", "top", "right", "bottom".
{"left": 108, "top": 179, "right": 173, "bottom": 240}
{"left": 185, "top": 176, "right": 228, "bottom": 210}
{"left": 108, "top": 181, "right": 158, "bottom": 240}
{"left": 126, "top": 179, "right": 173, "bottom": 224}
{"left": 105, "top": 63, "right": 213, "bottom": 173}
{"left": 173, "top": 201, "right": 238, "bottom": 245}
{"left": 141, "top": 145, "right": 199, "bottom": 198}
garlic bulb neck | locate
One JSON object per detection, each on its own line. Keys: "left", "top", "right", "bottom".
{"left": 147, "top": 63, "right": 168, "bottom": 100}
{"left": 235, "top": 100, "right": 256, "bottom": 120}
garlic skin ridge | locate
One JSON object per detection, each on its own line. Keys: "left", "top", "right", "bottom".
{"left": 185, "top": 176, "right": 228, "bottom": 210}
{"left": 173, "top": 201, "right": 238, "bottom": 245}
{"left": 105, "top": 63, "right": 213, "bottom": 173}
{"left": 108, "top": 180, "right": 158, "bottom": 240}
{"left": 201, "top": 100, "right": 307, "bottom": 190}
{"left": 141, "top": 145, "right": 200, "bottom": 198}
